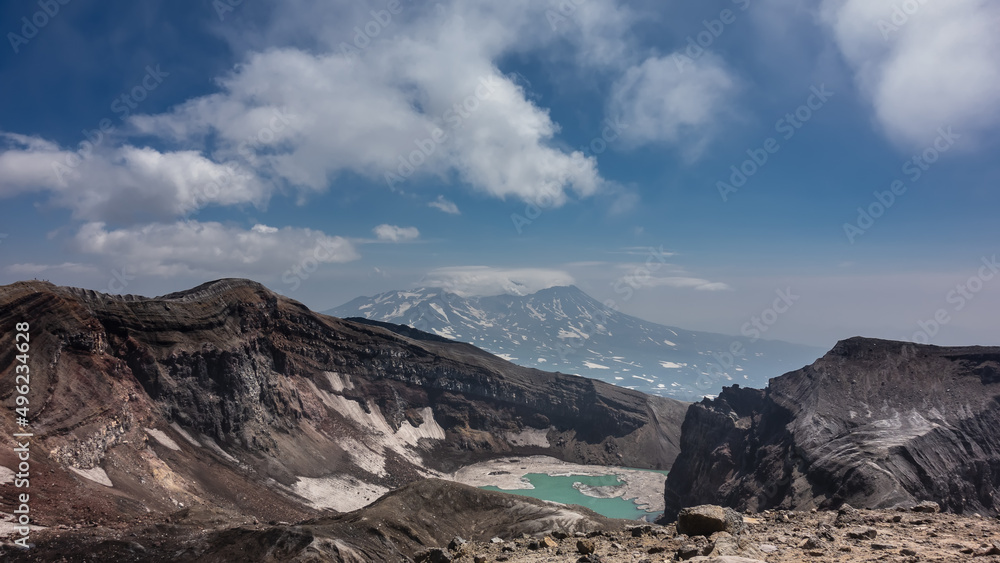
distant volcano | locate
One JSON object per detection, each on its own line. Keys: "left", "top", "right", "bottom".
{"left": 328, "top": 285, "right": 824, "bottom": 399}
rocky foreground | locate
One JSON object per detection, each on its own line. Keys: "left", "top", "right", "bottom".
{"left": 443, "top": 504, "right": 1000, "bottom": 563}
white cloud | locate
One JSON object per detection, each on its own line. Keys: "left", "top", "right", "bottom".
{"left": 821, "top": 0, "right": 1000, "bottom": 146}
{"left": 128, "top": 5, "right": 608, "bottom": 207}
{"left": 0, "top": 133, "right": 269, "bottom": 222}
{"left": 607, "top": 53, "right": 740, "bottom": 158}
{"left": 420, "top": 266, "right": 575, "bottom": 296}
{"left": 428, "top": 195, "right": 460, "bottom": 214}
{"left": 626, "top": 275, "right": 732, "bottom": 292}
{"left": 373, "top": 224, "right": 420, "bottom": 242}
{"left": 607, "top": 258, "right": 731, "bottom": 292}
{"left": 73, "top": 221, "right": 358, "bottom": 277}
{"left": 0, "top": 1, "right": 641, "bottom": 223}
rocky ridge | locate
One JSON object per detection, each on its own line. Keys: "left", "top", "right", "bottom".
{"left": 662, "top": 337, "right": 1000, "bottom": 520}
{"left": 0, "top": 279, "right": 688, "bottom": 533}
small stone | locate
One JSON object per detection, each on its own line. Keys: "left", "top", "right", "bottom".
{"left": 871, "top": 543, "right": 896, "bottom": 550}
{"left": 490, "top": 537, "right": 504, "bottom": 544}
{"left": 542, "top": 536, "right": 558, "bottom": 548}
{"left": 448, "top": 537, "right": 467, "bottom": 551}
{"left": 414, "top": 548, "right": 452, "bottom": 563}
{"left": 474, "top": 557, "right": 486, "bottom": 563}
{"left": 577, "top": 538, "right": 596, "bottom": 555}
{"left": 912, "top": 501, "right": 940, "bottom": 513}
{"left": 900, "top": 548, "right": 917, "bottom": 556}
{"left": 847, "top": 527, "right": 877, "bottom": 540}
{"left": 759, "top": 544, "right": 778, "bottom": 553}
{"left": 629, "top": 525, "right": 653, "bottom": 537}
{"left": 797, "top": 537, "right": 820, "bottom": 549}
{"left": 677, "top": 544, "right": 702, "bottom": 559}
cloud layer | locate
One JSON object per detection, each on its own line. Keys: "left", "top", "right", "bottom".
{"left": 609, "top": 53, "right": 739, "bottom": 157}
{"left": 73, "top": 221, "right": 358, "bottom": 277}
{"left": 822, "top": 0, "right": 1000, "bottom": 146}
{"left": 420, "top": 266, "right": 576, "bottom": 297}
{"left": 373, "top": 224, "right": 420, "bottom": 242}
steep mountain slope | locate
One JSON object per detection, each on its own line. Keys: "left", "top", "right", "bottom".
{"left": 328, "top": 286, "right": 824, "bottom": 399}
{"left": 661, "top": 337, "right": 1000, "bottom": 521}
{"left": 0, "top": 279, "right": 688, "bottom": 532}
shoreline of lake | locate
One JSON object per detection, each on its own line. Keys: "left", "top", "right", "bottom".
{"left": 448, "top": 455, "right": 668, "bottom": 519}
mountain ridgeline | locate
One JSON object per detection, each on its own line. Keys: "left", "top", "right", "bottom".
{"left": 0, "top": 279, "right": 687, "bottom": 539}
{"left": 328, "top": 285, "right": 824, "bottom": 400}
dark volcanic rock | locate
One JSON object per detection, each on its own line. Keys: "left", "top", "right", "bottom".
{"left": 676, "top": 505, "right": 745, "bottom": 537}
{"left": 662, "top": 337, "right": 1000, "bottom": 521}
{"left": 8, "top": 479, "right": 626, "bottom": 562}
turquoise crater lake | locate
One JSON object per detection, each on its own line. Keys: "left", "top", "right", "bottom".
{"left": 481, "top": 471, "right": 667, "bottom": 520}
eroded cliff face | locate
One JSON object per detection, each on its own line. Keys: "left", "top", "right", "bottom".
{"left": 662, "top": 337, "right": 1000, "bottom": 521}
{"left": 0, "top": 279, "right": 688, "bottom": 528}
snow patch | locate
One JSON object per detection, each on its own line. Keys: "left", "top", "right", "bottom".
{"left": 293, "top": 475, "right": 390, "bottom": 513}
{"left": 432, "top": 326, "right": 457, "bottom": 339}
{"left": 307, "top": 381, "right": 443, "bottom": 474}
{"left": 324, "top": 371, "right": 354, "bottom": 393}
{"left": 526, "top": 303, "right": 546, "bottom": 321}
{"left": 386, "top": 302, "right": 413, "bottom": 319}
{"left": 429, "top": 302, "right": 449, "bottom": 321}
{"left": 169, "top": 423, "right": 201, "bottom": 447}
{"left": 70, "top": 466, "right": 113, "bottom": 487}
{"left": 395, "top": 407, "right": 446, "bottom": 446}
{"left": 199, "top": 435, "right": 239, "bottom": 464}
{"left": 0, "top": 466, "right": 13, "bottom": 485}
{"left": 145, "top": 428, "right": 181, "bottom": 451}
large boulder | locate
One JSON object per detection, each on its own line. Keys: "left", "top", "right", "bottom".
{"left": 676, "top": 505, "right": 746, "bottom": 537}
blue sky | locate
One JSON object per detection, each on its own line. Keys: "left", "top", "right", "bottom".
{"left": 1, "top": 0, "right": 998, "bottom": 349}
